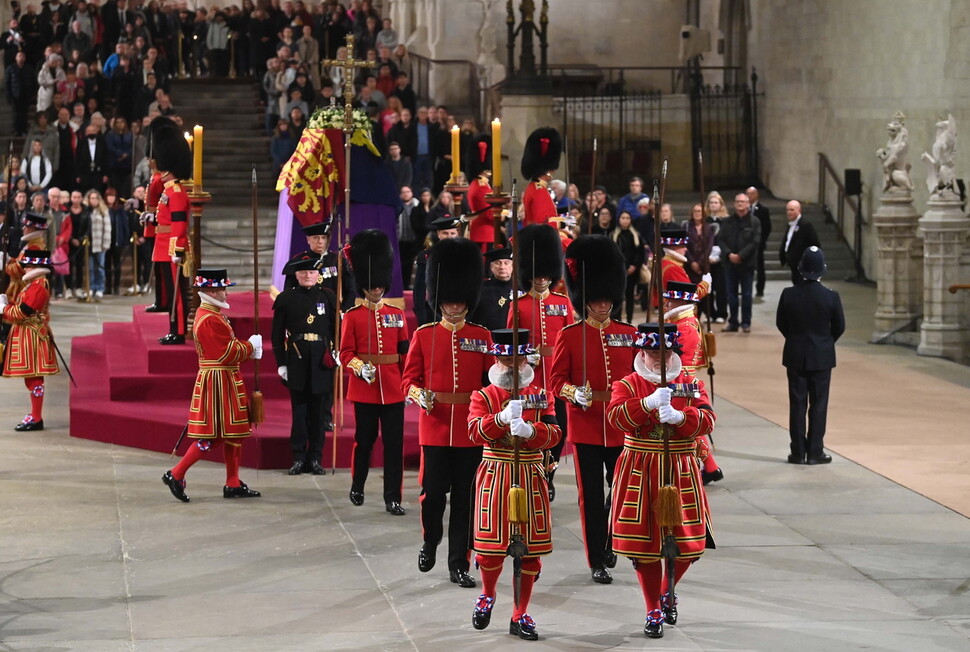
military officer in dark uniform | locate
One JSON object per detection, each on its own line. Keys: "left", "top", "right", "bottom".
{"left": 285, "top": 220, "right": 356, "bottom": 311}
{"left": 469, "top": 247, "right": 514, "bottom": 330}
{"left": 411, "top": 215, "right": 461, "bottom": 326}
{"left": 272, "top": 253, "right": 339, "bottom": 475}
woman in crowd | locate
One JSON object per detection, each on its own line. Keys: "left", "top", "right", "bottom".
{"left": 23, "top": 140, "right": 54, "bottom": 194}
{"left": 685, "top": 202, "right": 718, "bottom": 320}
{"left": 36, "top": 54, "right": 66, "bottom": 114}
{"left": 611, "top": 210, "right": 645, "bottom": 323}
{"left": 86, "top": 189, "right": 112, "bottom": 300}
{"left": 104, "top": 188, "right": 131, "bottom": 296}
{"left": 270, "top": 118, "right": 297, "bottom": 176}
{"left": 704, "top": 191, "right": 729, "bottom": 322}
{"left": 64, "top": 190, "right": 89, "bottom": 299}
{"left": 590, "top": 205, "right": 614, "bottom": 236}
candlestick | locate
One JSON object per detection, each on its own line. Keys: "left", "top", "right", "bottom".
{"left": 450, "top": 124, "right": 460, "bottom": 183}
{"left": 491, "top": 118, "right": 502, "bottom": 190}
{"left": 193, "top": 125, "right": 204, "bottom": 192}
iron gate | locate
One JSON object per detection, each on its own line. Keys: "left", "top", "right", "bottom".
{"left": 689, "top": 69, "right": 760, "bottom": 190}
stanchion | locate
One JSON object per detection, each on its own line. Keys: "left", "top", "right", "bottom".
{"left": 80, "top": 237, "right": 93, "bottom": 303}
{"left": 186, "top": 183, "right": 211, "bottom": 340}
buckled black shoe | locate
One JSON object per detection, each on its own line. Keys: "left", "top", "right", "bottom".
{"left": 159, "top": 334, "right": 185, "bottom": 345}
{"left": 702, "top": 468, "right": 724, "bottom": 485}
{"left": 418, "top": 544, "right": 436, "bottom": 573}
{"left": 644, "top": 609, "right": 664, "bottom": 638}
{"left": 591, "top": 566, "right": 613, "bottom": 584}
{"left": 472, "top": 594, "right": 494, "bottom": 630}
{"left": 14, "top": 417, "right": 44, "bottom": 432}
{"left": 385, "top": 501, "right": 406, "bottom": 516}
{"left": 787, "top": 453, "right": 807, "bottom": 464}
{"left": 349, "top": 489, "right": 364, "bottom": 506}
{"left": 306, "top": 461, "right": 326, "bottom": 475}
{"left": 604, "top": 550, "right": 618, "bottom": 569}
{"left": 223, "top": 482, "right": 261, "bottom": 498}
{"left": 162, "top": 470, "right": 190, "bottom": 502}
{"left": 288, "top": 461, "right": 305, "bottom": 475}
{"left": 661, "top": 592, "right": 678, "bottom": 625}
{"left": 450, "top": 569, "right": 477, "bottom": 588}
{"left": 509, "top": 614, "right": 539, "bottom": 641}
{"left": 807, "top": 453, "right": 832, "bottom": 465}
{"left": 144, "top": 304, "right": 166, "bottom": 312}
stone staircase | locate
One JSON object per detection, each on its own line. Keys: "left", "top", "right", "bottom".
{"left": 169, "top": 78, "right": 277, "bottom": 288}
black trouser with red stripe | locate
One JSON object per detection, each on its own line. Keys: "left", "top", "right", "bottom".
{"left": 573, "top": 443, "right": 623, "bottom": 569}
{"left": 169, "top": 262, "right": 189, "bottom": 336}
{"left": 153, "top": 260, "right": 171, "bottom": 310}
{"left": 351, "top": 401, "right": 405, "bottom": 503}
{"left": 419, "top": 445, "right": 483, "bottom": 572}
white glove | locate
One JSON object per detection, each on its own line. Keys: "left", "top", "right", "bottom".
{"left": 498, "top": 399, "right": 524, "bottom": 426}
{"left": 658, "top": 404, "right": 685, "bottom": 425}
{"left": 171, "top": 255, "right": 182, "bottom": 264}
{"left": 361, "top": 362, "right": 376, "bottom": 384}
{"left": 526, "top": 352, "right": 541, "bottom": 366}
{"left": 140, "top": 211, "right": 155, "bottom": 225}
{"left": 701, "top": 273, "right": 712, "bottom": 286}
{"left": 277, "top": 365, "right": 288, "bottom": 381}
{"left": 248, "top": 334, "right": 263, "bottom": 349}
{"left": 509, "top": 417, "right": 533, "bottom": 439}
{"left": 643, "top": 387, "right": 672, "bottom": 411}
{"left": 574, "top": 385, "right": 592, "bottom": 408}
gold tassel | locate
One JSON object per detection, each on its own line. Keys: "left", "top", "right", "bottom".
{"left": 249, "top": 390, "right": 265, "bottom": 425}
{"left": 655, "top": 485, "right": 684, "bottom": 528}
{"left": 704, "top": 331, "right": 717, "bottom": 358}
{"left": 507, "top": 486, "right": 529, "bottom": 524}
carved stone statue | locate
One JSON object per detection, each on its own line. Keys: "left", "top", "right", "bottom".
{"left": 921, "top": 113, "right": 959, "bottom": 200}
{"left": 876, "top": 111, "right": 914, "bottom": 194}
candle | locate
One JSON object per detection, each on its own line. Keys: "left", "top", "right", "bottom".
{"left": 450, "top": 125, "right": 460, "bottom": 183}
{"left": 183, "top": 133, "right": 193, "bottom": 181}
{"left": 491, "top": 118, "right": 502, "bottom": 190}
{"left": 193, "top": 125, "right": 204, "bottom": 191}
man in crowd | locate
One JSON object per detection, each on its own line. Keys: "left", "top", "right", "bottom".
{"left": 779, "top": 200, "right": 820, "bottom": 285}
{"left": 747, "top": 186, "right": 771, "bottom": 299}
{"left": 715, "top": 193, "right": 760, "bottom": 333}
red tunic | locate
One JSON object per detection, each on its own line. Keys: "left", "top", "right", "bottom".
{"left": 402, "top": 320, "right": 493, "bottom": 447}
{"left": 522, "top": 180, "right": 557, "bottom": 226}
{"left": 468, "top": 382, "right": 561, "bottom": 555}
{"left": 607, "top": 370, "right": 716, "bottom": 561}
{"left": 186, "top": 304, "right": 254, "bottom": 439}
{"left": 666, "top": 305, "right": 709, "bottom": 372}
{"left": 549, "top": 318, "right": 637, "bottom": 446}
{"left": 2, "top": 275, "right": 59, "bottom": 378}
{"left": 152, "top": 179, "right": 189, "bottom": 262}
{"left": 339, "top": 301, "right": 409, "bottom": 404}
{"left": 143, "top": 171, "right": 164, "bottom": 239}
{"left": 507, "top": 290, "right": 573, "bottom": 395}
{"left": 466, "top": 177, "right": 496, "bottom": 246}
{"left": 651, "top": 254, "right": 711, "bottom": 308}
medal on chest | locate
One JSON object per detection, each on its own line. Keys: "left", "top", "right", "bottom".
{"left": 381, "top": 314, "right": 404, "bottom": 328}
{"left": 670, "top": 382, "right": 701, "bottom": 399}
{"left": 317, "top": 302, "right": 326, "bottom": 315}
{"left": 544, "top": 304, "right": 568, "bottom": 317}
{"left": 319, "top": 266, "right": 338, "bottom": 279}
{"left": 459, "top": 338, "right": 489, "bottom": 353}
{"left": 517, "top": 392, "right": 548, "bottom": 411}
{"left": 306, "top": 314, "right": 315, "bottom": 324}
{"left": 606, "top": 333, "right": 634, "bottom": 347}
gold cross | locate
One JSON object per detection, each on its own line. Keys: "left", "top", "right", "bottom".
{"left": 321, "top": 34, "right": 377, "bottom": 132}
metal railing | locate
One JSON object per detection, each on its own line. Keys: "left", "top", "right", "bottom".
{"left": 817, "top": 152, "right": 868, "bottom": 281}
{"left": 405, "top": 53, "right": 482, "bottom": 125}
{"left": 548, "top": 64, "right": 746, "bottom": 96}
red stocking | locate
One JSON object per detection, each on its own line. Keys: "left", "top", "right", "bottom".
{"left": 511, "top": 557, "right": 541, "bottom": 620}
{"left": 24, "top": 377, "right": 44, "bottom": 422}
{"left": 172, "top": 439, "right": 223, "bottom": 480}
{"left": 476, "top": 553, "right": 504, "bottom": 598}
{"left": 634, "top": 559, "right": 664, "bottom": 613}
{"left": 224, "top": 441, "right": 241, "bottom": 487}
{"left": 673, "top": 558, "right": 693, "bottom": 585}
{"left": 701, "top": 435, "right": 719, "bottom": 472}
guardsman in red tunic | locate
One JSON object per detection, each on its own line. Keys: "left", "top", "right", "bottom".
{"left": 142, "top": 168, "right": 166, "bottom": 312}
{"left": 4, "top": 212, "right": 48, "bottom": 304}
{"left": 402, "top": 237, "right": 491, "bottom": 589}
{"left": 663, "top": 280, "right": 722, "bottom": 485}
{"left": 551, "top": 235, "right": 637, "bottom": 585}
{"left": 468, "top": 328, "right": 561, "bottom": 641}
{"left": 340, "top": 230, "right": 410, "bottom": 515}
{"left": 650, "top": 224, "right": 711, "bottom": 311}
{"left": 520, "top": 128, "right": 562, "bottom": 226}
{"left": 607, "top": 323, "right": 716, "bottom": 639}
{"left": 162, "top": 268, "right": 264, "bottom": 502}
{"left": 465, "top": 134, "right": 498, "bottom": 251}
{"left": 2, "top": 250, "right": 59, "bottom": 431}
{"left": 507, "top": 224, "right": 573, "bottom": 500}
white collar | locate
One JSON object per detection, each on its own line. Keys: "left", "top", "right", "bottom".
{"left": 634, "top": 350, "right": 682, "bottom": 384}
{"left": 200, "top": 293, "right": 230, "bottom": 310}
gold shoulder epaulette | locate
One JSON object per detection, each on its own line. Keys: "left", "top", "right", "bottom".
{"left": 416, "top": 322, "right": 437, "bottom": 332}
{"left": 551, "top": 291, "right": 569, "bottom": 299}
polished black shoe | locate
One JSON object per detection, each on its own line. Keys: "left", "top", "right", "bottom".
{"left": 509, "top": 614, "right": 539, "bottom": 641}
{"left": 14, "top": 418, "right": 44, "bottom": 432}
{"left": 591, "top": 566, "right": 613, "bottom": 584}
{"left": 418, "top": 545, "right": 436, "bottom": 573}
{"left": 807, "top": 453, "right": 832, "bottom": 465}
{"left": 144, "top": 304, "right": 166, "bottom": 312}
{"left": 721, "top": 324, "right": 739, "bottom": 333}
{"left": 450, "top": 568, "right": 477, "bottom": 588}
{"left": 385, "top": 501, "right": 406, "bottom": 516}
{"left": 306, "top": 460, "right": 326, "bottom": 475}
{"left": 162, "top": 470, "right": 190, "bottom": 502}
{"left": 548, "top": 482, "right": 556, "bottom": 502}
{"left": 702, "top": 468, "right": 724, "bottom": 486}
{"left": 349, "top": 489, "right": 365, "bottom": 506}
{"left": 604, "top": 550, "right": 618, "bottom": 569}
{"left": 159, "top": 334, "right": 185, "bottom": 345}
{"left": 661, "top": 593, "right": 678, "bottom": 625}
{"left": 223, "top": 482, "right": 261, "bottom": 498}
{"left": 644, "top": 609, "right": 665, "bottom": 638}
{"left": 472, "top": 594, "right": 494, "bottom": 630}
{"left": 787, "top": 453, "right": 807, "bottom": 465}
{"left": 288, "top": 461, "right": 305, "bottom": 475}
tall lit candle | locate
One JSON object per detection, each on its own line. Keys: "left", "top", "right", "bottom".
{"left": 491, "top": 118, "right": 501, "bottom": 190}
{"left": 450, "top": 124, "right": 460, "bottom": 183}
{"left": 193, "top": 125, "right": 204, "bottom": 191}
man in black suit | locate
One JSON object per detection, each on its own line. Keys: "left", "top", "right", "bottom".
{"left": 747, "top": 186, "right": 771, "bottom": 298}
{"left": 779, "top": 199, "right": 820, "bottom": 285}
{"left": 75, "top": 124, "right": 109, "bottom": 193}
{"left": 100, "top": 0, "right": 131, "bottom": 62}
{"left": 776, "top": 246, "right": 845, "bottom": 465}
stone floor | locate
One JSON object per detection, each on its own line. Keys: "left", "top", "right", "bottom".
{"left": 1, "top": 281, "right": 969, "bottom": 651}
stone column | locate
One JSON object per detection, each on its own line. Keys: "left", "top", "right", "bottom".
{"left": 498, "top": 94, "right": 558, "bottom": 191}
{"left": 872, "top": 193, "right": 922, "bottom": 340}
{"left": 917, "top": 197, "right": 970, "bottom": 359}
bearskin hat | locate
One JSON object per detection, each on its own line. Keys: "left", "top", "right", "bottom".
{"left": 516, "top": 223, "right": 563, "bottom": 291}
{"left": 427, "top": 237, "right": 484, "bottom": 311}
{"left": 563, "top": 235, "right": 626, "bottom": 315}
{"left": 146, "top": 116, "right": 193, "bottom": 181}
{"left": 520, "top": 127, "right": 562, "bottom": 180}
{"left": 467, "top": 133, "right": 492, "bottom": 180}
{"left": 348, "top": 229, "right": 394, "bottom": 295}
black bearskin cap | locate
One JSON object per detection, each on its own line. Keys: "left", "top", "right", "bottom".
{"left": 427, "top": 237, "right": 484, "bottom": 310}
{"left": 146, "top": 116, "right": 193, "bottom": 181}
{"left": 563, "top": 235, "right": 626, "bottom": 315}
{"left": 467, "top": 133, "right": 492, "bottom": 180}
{"left": 516, "top": 223, "right": 563, "bottom": 290}
{"left": 520, "top": 127, "right": 562, "bottom": 180}
{"left": 348, "top": 229, "right": 394, "bottom": 295}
